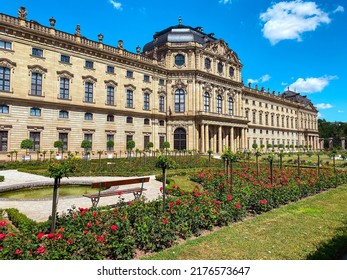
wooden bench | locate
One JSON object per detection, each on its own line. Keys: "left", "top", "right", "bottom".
{"left": 83, "top": 177, "right": 150, "bottom": 207}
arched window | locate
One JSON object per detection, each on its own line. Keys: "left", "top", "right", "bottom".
{"left": 216, "top": 94, "right": 222, "bottom": 114}
{"left": 174, "top": 128, "right": 186, "bottom": 150}
{"left": 204, "top": 92, "right": 210, "bottom": 112}
{"left": 0, "top": 104, "right": 9, "bottom": 114}
{"left": 143, "top": 92, "right": 150, "bottom": 110}
{"left": 205, "top": 58, "right": 211, "bottom": 69}
{"left": 107, "top": 114, "right": 114, "bottom": 122}
{"left": 126, "top": 116, "right": 133, "bottom": 124}
{"left": 229, "top": 67, "right": 234, "bottom": 77}
{"left": 59, "top": 110, "right": 69, "bottom": 119}
{"left": 228, "top": 97, "right": 233, "bottom": 115}
{"left": 144, "top": 118, "right": 150, "bottom": 125}
{"left": 84, "top": 112, "right": 93, "bottom": 120}
{"left": 174, "top": 89, "right": 185, "bottom": 113}
{"left": 217, "top": 62, "right": 223, "bottom": 74}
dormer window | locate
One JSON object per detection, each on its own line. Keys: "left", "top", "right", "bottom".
{"left": 205, "top": 58, "right": 211, "bottom": 69}
{"left": 229, "top": 66, "right": 234, "bottom": 77}
{"left": 217, "top": 62, "right": 223, "bottom": 74}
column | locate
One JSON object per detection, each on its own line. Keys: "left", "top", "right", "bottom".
{"left": 225, "top": 129, "right": 229, "bottom": 150}
{"left": 341, "top": 137, "right": 346, "bottom": 150}
{"left": 201, "top": 124, "right": 205, "bottom": 153}
{"left": 230, "top": 127, "right": 234, "bottom": 152}
{"left": 205, "top": 124, "right": 209, "bottom": 152}
{"left": 243, "top": 128, "right": 247, "bottom": 150}
{"left": 218, "top": 126, "right": 222, "bottom": 153}
{"left": 213, "top": 127, "right": 217, "bottom": 152}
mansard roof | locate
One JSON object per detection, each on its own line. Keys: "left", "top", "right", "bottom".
{"left": 143, "top": 24, "right": 217, "bottom": 52}
{"left": 282, "top": 90, "right": 317, "bottom": 110}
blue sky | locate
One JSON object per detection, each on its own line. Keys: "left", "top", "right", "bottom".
{"left": 1, "top": 0, "right": 346, "bottom": 121}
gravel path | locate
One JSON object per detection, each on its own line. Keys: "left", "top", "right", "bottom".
{"left": 0, "top": 170, "right": 162, "bottom": 222}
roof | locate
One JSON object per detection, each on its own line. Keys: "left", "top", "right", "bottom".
{"left": 281, "top": 90, "right": 316, "bottom": 109}
{"left": 143, "top": 24, "right": 217, "bottom": 52}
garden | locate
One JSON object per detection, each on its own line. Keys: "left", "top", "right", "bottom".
{"left": 1, "top": 149, "right": 347, "bottom": 260}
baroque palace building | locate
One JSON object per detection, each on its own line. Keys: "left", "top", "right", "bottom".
{"left": 0, "top": 7, "right": 319, "bottom": 160}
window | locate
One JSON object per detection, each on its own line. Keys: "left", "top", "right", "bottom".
{"left": 30, "top": 107, "right": 41, "bottom": 117}
{"left": 159, "top": 135, "right": 165, "bottom": 149}
{"left": 277, "top": 116, "right": 280, "bottom": 127}
{"left": 174, "top": 89, "right": 185, "bottom": 113}
{"left": 144, "top": 75, "right": 150, "bottom": 82}
{"left": 84, "top": 82, "right": 93, "bottom": 103}
{"left": 216, "top": 94, "right": 222, "bottom": 114}
{"left": 107, "top": 114, "right": 114, "bottom": 122}
{"left": 229, "top": 67, "right": 234, "bottom": 77}
{"left": 252, "top": 111, "right": 256, "bottom": 124}
{"left": 259, "top": 102, "right": 262, "bottom": 107}
{"left": 245, "top": 99, "right": 249, "bottom": 104}
{"left": 228, "top": 97, "right": 233, "bottom": 116}
{"left": 252, "top": 100, "right": 255, "bottom": 105}
{"left": 143, "top": 92, "right": 150, "bottom": 110}
{"left": 265, "top": 114, "right": 269, "bottom": 125}
{"left": 126, "top": 89, "right": 133, "bottom": 108}
{"left": 159, "top": 120, "right": 165, "bottom": 126}
{"left": 144, "top": 118, "right": 150, "bottom": 125}
{"left": 271, "top": 115, "right": 274, "bottom": 126}
{"left": 144, "top": 135, "right": 150, "bottom": 149}
{"left": 84, "top": 113, "right": 93, "bottom": 120}
{"left": 0, "top": 40, "right": 11, "bottom": 50}
{"left": 32, "top": 48, "right": 43, "bottom": 57}
{"left": 60, "top": 55, "right": 70, "bottom": 63}
{"left": 204, "top": 92, "right": 210, "bottom": 112}
{"left": 106, "top": 66, "right": 114, "bottom": 73}
{"left": 84, "top": 133, "right": 93, "bottom": 151}
{"left": 205, "top": 58, "right": 211, "bottom": 69}
{"left": 159, "top": 79, "right": 165, "bottom": 86}
{"left": 85, "top": 60, "right": 94, "bottom": 69}
{"left": 106, "top": 86, "right": 114, "bottom": 105}
{"left": 159, "top": 95, "right": 165, "bottom": 112}
{"left": 0, "top": 105, "right": 9, "bottom": 114}
{"left": 126, "top": 70, "right": 133, "bottom": 78}
{"left": 59, "top": 78, "right": 70, "bottom": 99}
{"left": 174, "top": 128, "right": 186, "bottom": 150}
{"left": 0, "top": 67, "right": 10, "bottom": 91}
{"left": 0, "top": 131, "right": 8, "bottom": 151}
{"left": 31, "top": 72, "right": 42, "bottom": 96}
{"left": 126, "top": 116, "right": 133, "bottom": 124}
{"left": 59, "top": 110, "right": 69, "bottom": 119}
{"left": 217, "top": 62, "right": 223, "bottom": 74}
{"left": 245, "top": 110, "right": 249, "bottom": 120}
{"left": 175, "top": 54, "right": 185, "bottom": 66}
{"left": 59, "top": 132, "right": 68, "bottom": 151}
{"left": 29, "top": 131, "right": 40, "bottom": 151}
{"left": 107, "top": 134, "right": 114, "bottom": 151}
{"left": 126, "top": 135, "right": 133, "bottom": 145}
{"left": 259, "top": 112, "right": 263, "bottom": 125}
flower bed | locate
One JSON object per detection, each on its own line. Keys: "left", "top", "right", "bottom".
{"left": 1, "top": 165, "right": 347, "bottom": 260}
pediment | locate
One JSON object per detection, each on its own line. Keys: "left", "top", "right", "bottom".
{"left": 204, "top": 40, "right": 239, "bottom": 64}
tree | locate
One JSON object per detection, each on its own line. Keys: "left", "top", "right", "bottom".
{"left": 207, "top": 149, "right": 213, "bottom": 161}
{"left": 54, "top": 140, "right": 64, "bottom": 159}
{"left": 252, "top": 143, "right": 258, "bottom": 150}
{"left": 81, "top": 139, "right": 92, "bottom": 158}
{"left": 163, "top": 141, "right": 170, "bottom": 155}
{"left": 48, "top": 156, "right": 76, "bottom": 232}
{"left": 126, "top": 140, "right": 135, "bottom": 157}
{"left": 221, "top": 148, "right": 238, "bottom": 188}
{"left": 107, "top": 140, "right": 114, "bottom": 151}
{"left": 155, "top": 154, "right": 176, "bottom": 212}
{"left": 254, "top": 148, "right": 262, "bottom": 176}
{"left": 20, "top": 139, "right": 34, "bottom": 156}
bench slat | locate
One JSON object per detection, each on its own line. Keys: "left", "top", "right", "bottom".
{"left": 83, "top": 188, "right": 146, "bottom": 199}
{"left": 91, "top": 177, "right": 150, "bottom": 189}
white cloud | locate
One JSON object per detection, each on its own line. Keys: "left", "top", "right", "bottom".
{"left": 338, "top": 110, "right": 344, "bottom": 113}
{"left": 247, "top": 74, "right": 271, "bottom": 84}
{"left": 315, "top": 103, "right": 333, "bottom": 109}
{"left": 281, "top": 82, "right": 288, "bottom": 86}
{"left": 109, "top": 0, "right": 122, "bottom": 10}
{"left": 317, "top": 112, "right": 323, "bottom": 118}
{"left": 333, "top": 6, "right": 344, "bottom": 13}
{"left": 219, "top": 0, "right": 232, "bottom": 4}
{"left": 260, "top": 0, "right": 331, "bottom": 45}
{"left": 287, "top": 75, "right": 338, "bottom": 93}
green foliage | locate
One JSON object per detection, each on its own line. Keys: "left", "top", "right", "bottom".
{"left": 155, "top": 154, "right": 176, "bottom": 170}
{"left": 5, "top": 208, "right": 44, "bottom": 234}
{"left": 81, "top": 140, "right": 92, "bottom": 149}
{"left": 48, "top": 157, "right": 76, "bottom": 179}
{"left": 147, "top": 142, "right": 154, "bottom": 149}
{"left": 163, "top": 141, "right": 170, "bottom": 150}
{"left": 252, "top": 143, "right": 258, "bottom": 150}
{"left": 106, "top": 140, "right": 114, "bottom": 149}
{"left": 126, "top": 140, "right": 135, "bottom": 150}
{"left": 54, "top": 140, "right": 63, "bottom": 150}
{"left": 20, "top": 139, "right": 33, "bottom": 153}
{"left": 0, "top": 175, "right": 4, "bottom": 182}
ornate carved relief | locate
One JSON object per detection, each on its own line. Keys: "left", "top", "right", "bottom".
{"left": 124, "top": 84, "right": 136, "bottom": 91}
{"left": 28, "top": 65, "right": 47, "bottom": 76}
{"left": 82, "top": 75, "right": 97, "bottom": 83}
{"left": 57, "top": 70, "right": 74, "bottom": 80}
{"left": 171, "top": 79, "right": 187, "bottom": 93}
{"left": 104, "top": 80, "right": 118, "bottom": 87}
{"left": 142, "top": 87, "right": 153, "bottom": 93}
{"left": 0, "top": 58, "right": 17, "bottom": 68}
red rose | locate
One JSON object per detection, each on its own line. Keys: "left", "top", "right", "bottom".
{"left": 37, "top": 246, "right": 46, "bottom": 254}
{"left": 83, "top": 230, "right": 89, "bottom": 235}
{"left": 86, "top": 222, "right": 93, "bottom": 228}
{"left": 110, "top": 225, "right": 117, "bottom": 231}
{"left": 55, "top": 233, "right": 63, "bottom": 240}
{"left": 128, "top": 201, "right": 134, "bottom": 206}
{"left": 47, "top": 233, "right": 55, "bottom": 239}
{"left": 235, "top": 203, "right": 241, "bottom": 209}
{"left": 163, "top": 219, "right": 168, "bottom": 225}
{"left": 93, "top": 211, "right": 97, "bottom": 218}
{"left": 175, "top": 200, "right": 181, "bottom": 205}
{"left": 0, "top": 220, "right": 7, "bottom": 227}
{"left": 15, "top": 249, "right": 22, "bottom": 255}
{"left": 0, "top": 233, "right": 6, "bottom": 240}
{"left": 227, "top": 194, "right": 232, "bottom": 201}
{"left": 97, "top": 235, "right": 105, "bottom": 243}
{"left": 117, "top": 191, "right": 123, "bottom": 195}
{"left": 66, "top": 239, "right": 72, "bottom": 245}
{"left": 260, "top": 199, "right": 267, "bottom": 204}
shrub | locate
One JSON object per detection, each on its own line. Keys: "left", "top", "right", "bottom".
{"left": 0, "top": 175, "right": 4, "bottom": 182}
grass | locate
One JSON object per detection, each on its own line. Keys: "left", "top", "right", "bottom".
{"left": 144, "top": 184, "right": 347, "bottom": 260}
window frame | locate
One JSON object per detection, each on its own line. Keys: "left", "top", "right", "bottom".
{"left": 84, "top": 82, "right": 94, "bottom": 103}
{"left": 174, "top": 54, "right": 185, "bottom": 66}
{"left": 0, "top": 40, "right": 11, "bottom": 50}
{"left": 59, "top": 77, "right": 70, "bottom": 100}
{"left": 60, "top": 54, "right": 70, "bottom": 64}
{"left": 30, "top": 107, "right": 41, "bottom": 117}
{"left": 0, "top": 104, "right": 9, "bottom": 114}
{"left": 126, "top": 89, "right": 133, "bottom": 108}
{"left": 216, "top": 94, "right": 222, "bottom": 114}
{"left": 85, "top": 60, "right": 94, "bottom": 69}
{"left": 106, "top": 86, "right": 115, "bottom": 105}
{"left": 159, "top": 95, "right": 165, "bottom": 112}
{"left": 32, "top": 47, "right": 43, "bottom": 57}
{"left": 84, "top": 112, "right": 93, "bottom": 120}
{"left": 143, "top": 92, "right": 150, "bottom": 110}
{"left": 174, "top": 89, "right": 185, "bottom": 113}
{"left": 30, "top": 72, "right": 43, "bottom": 96}
{"left": 0, "top": 67, "right": 10, "bottom": 92}
{"left": 59, "top": 110, "right": 69, "bottom": 119}
{"left": 204, "top": 92, "right": 210, "bottom": 113}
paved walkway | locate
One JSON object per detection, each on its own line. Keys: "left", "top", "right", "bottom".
{"left": 0, "top": 170, "right": 162, "bottom": 222}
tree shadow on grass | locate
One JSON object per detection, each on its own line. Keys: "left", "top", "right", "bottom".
{"left": 307, "top": 221, "right": 347, "bottom": 260}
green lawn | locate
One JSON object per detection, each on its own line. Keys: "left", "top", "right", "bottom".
{"left": 144, "top": 185, "right": 347, "bottom": 260}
